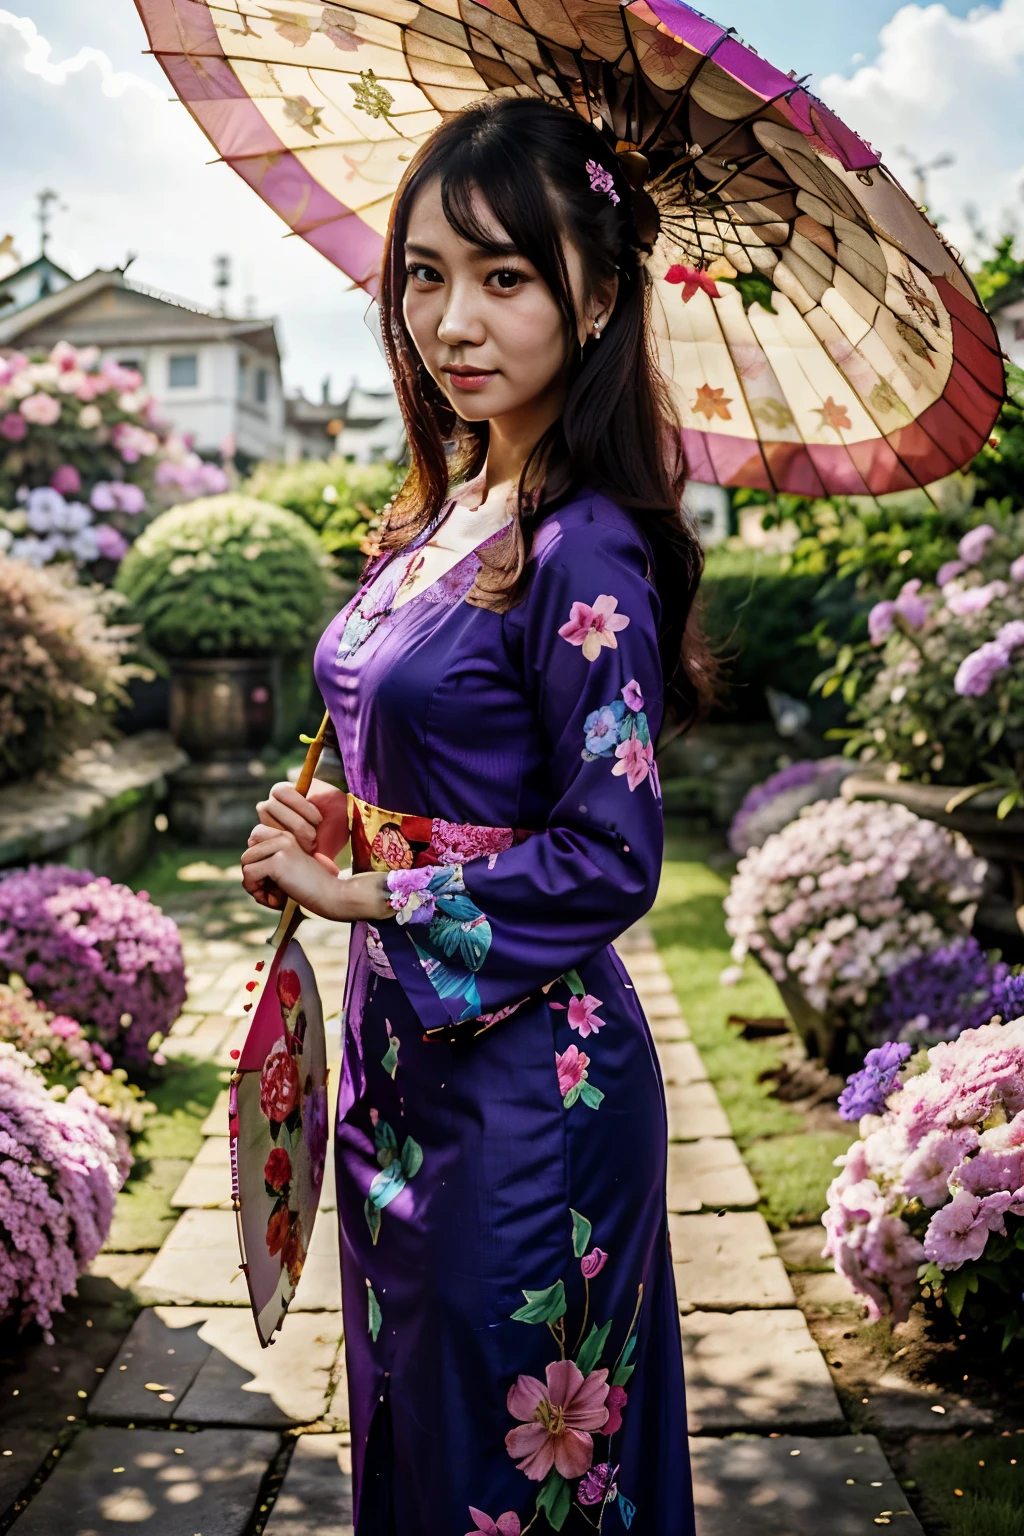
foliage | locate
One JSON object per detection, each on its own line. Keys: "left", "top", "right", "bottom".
{"left": 0, "top": 1041, "right": 125, "bottom": 1337}
{"left": 0, "top": 553, "right": 137, "bottom": 784}
{"left": 245, "top": 457, "right": 398, "bottom": 581}
{"left": 911, "top": 1434, "right": 1024, "bottom": 1536}
{"left": 824, "top": 1016, "right": 1024, "bottom": 1350}
{"left": 0, "top": 865, "right": 187, "bottom": 1071}
{"left": 972, "top": 363, "right": 1024, "bottom": 506}
{"left": 724, "top": 799, "right": 984, "bottom": 1056}
{"left": 744, "top": 1132, "right": 854, "bottom": 1229}
{"left": 0, "top": 342, "right": 227, "bottom": 576}
{"left": 972, "top": 233, "right": 1024, "bottom": 306}
{"left": 115, "top": 493, "right": 330, "bottom": 658}
{"left": 727, "top": 757, "right": 853, "bottom": 855}
{"left": 815, "top": 509, "right": 1024, "bottom": 799}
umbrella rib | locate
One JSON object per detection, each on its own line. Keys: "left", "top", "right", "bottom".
{"left": 640, "top": 27, "right": 737, "bottom": 154}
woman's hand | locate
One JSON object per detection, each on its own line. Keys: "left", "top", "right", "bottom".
{"left": 240, "top": 825, "right": 392, "bottom": 923}
{"left": 255, "top": 778, "right": 350, "bottom": 861}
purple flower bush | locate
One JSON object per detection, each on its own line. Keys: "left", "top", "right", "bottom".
{"left": 0, "top": 1042, "right": 125, "bottom": 1336}
{"left": 820, "top": 513, "right": 1024, "bottom": 795}
{"left": 824, "top": 1017, "right": 1024, "bottom": 1346}
{"left": 868, "top": 937, "right": 1014, "bottom": 1051}
{"left": 724, "top": 799, "right": 984, "bottom": 1050}
{"left": 0, "top": 866, "right": 187, "bottom": 1070}
{"left": 728, "top": 758, "right": 855, "bottom": 855}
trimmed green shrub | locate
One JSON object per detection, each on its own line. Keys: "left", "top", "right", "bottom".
{"left": 245, "top": 458, "right": 399, "bottom": 580}
{"left": 115, "top": 494, "right": 329, "bottom": 658}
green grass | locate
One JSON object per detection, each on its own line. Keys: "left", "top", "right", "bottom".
{"left": 650, "top": 827, "right": 841, "bottom": 1227}
{"left": 130, "top": 842, "right": 243, "bottom": 901}
{"left": 911, "top": 1436, "right": 1024, "bottom": 1536}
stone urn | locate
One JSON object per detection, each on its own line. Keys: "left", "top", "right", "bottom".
{"left": 842, "top": 771, "right": 1024, "bottom": 960}
{"left": 168, "top": 657, "right": 279, "bottom": 761}
{"left": 772, "top": 976, "right": 847, "bottom": 1071}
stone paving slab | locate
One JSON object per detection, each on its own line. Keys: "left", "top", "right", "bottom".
{"left": 136, "top": 1209, "right": 341, "bottom": 1310}
{"left": 658, "top": 1040, "right": 709, "bottom": 1086}
{"left": 860, "top": 1372, "right": 994, "bottom": 1434}
{"left": 670, "top": 1213, "right": 795, "bottom": 1313}
{"left": 263, "top": 1434, "right": 354, "bottom": 1536}
{"left": 201, "top": 1090, "right": 232, "bottom": 1136}
{"left": 667, "top": 1139, "right": 760, "bottom": 1213}
{"left": 681, "top": 1310, "right": 844, "bottom": 1432}
{"left": 649, "top": 1012, "right": 692, "bottom": 1041}
{"left": 8, "top": 1426, "right": 280, "bottom": 1536}
{"left": 666, "top": 1081, "right": 732, "bottom": 1142}
{"left": 689, "top": 1434, "right": 924, "bottom": 1535}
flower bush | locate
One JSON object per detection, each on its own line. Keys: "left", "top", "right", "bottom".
{"left": 866, "top": 937, "right": 1024, "bottom": 1051}
{"left": 115, "top": 494, "right": 330, "bottom": 657}
{"left": 0, "top": 553, "right": 136, "bottom": 784}
{"left": 824, "top": 1017, "right": 1024, "bottom": 1348}
{"left": 724, "top": 799, "right": 985, "bottom": 1055}
{"left": 727, "top": 757, "right": 854, "bottom": 855}
{"left": 0, "top": 342, "right": 227, "bottom": 575}
{"left": 0, "top": 1042, "right": 126, "bottom": 1336}
{"left": 244, "top": 458, "right": 399, "bottom": 582}
{"left": 0, "top": 865, "right": 187, "bottom": 1070}
{"left": 816, "top": 510, "right": 1024, "bottom": 803}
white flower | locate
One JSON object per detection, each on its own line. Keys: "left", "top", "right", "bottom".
{"left": 69, "top": 526, "right": 100, "bottom": 563}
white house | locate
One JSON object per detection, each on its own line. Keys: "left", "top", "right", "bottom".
{"left": 336, "top": 382, "right": 406, "bottom": 464}
{"left": 988, "top": 279, "right": 1024, "bottom": 373}
{"left": 0, "top": 265, "right": 285, "bottom": 466}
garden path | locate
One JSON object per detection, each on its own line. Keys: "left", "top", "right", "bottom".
{"left": 6, "top": 888, "right": 923, "bottom": 1535}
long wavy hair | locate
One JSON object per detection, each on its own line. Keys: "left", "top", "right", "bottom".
{"left": 377, "top": 94, "right": 714, "bottom": 730}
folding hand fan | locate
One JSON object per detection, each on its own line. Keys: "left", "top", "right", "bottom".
{"left": 229, "top": 710, "right": 332, "bottom": 1346}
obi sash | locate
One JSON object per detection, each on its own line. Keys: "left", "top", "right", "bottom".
{"left": 347, "top": 793, "right": 534, "bottom": 875}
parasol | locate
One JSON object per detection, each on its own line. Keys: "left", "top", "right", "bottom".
{"left": 133, "top": 0, "right": 1003, "bottom": 495}
{"left": 228, "top": 710, "right": 331, "bottom": 1346}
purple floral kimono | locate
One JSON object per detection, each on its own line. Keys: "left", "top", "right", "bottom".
{"left": 314, "top": 490, "right": 694, "bottom": 1535}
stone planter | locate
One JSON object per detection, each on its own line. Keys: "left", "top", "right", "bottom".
{"left": 169, "top": 657, "right": 279, "bottom": 762}
{"left": 772, "top": 976, "right": 847, "bottom": 1071}
{"left": 843, "top": 772, "right": 1024, "bottom": 959}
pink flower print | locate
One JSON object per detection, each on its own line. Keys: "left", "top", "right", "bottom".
{"left": 578, "top": 1462, "right": 618, "bottom": 1506}
{"left": 604, "top": 1383, "right": 628, "bottom": 1435}
{"left": 581, "top": 1247, "right": 608, "bottom": 1279}
{"left": 372, "top": 824, "right": 414, "bottom": 870}
{"left": 568, "top": 994, "right": 606, "bottom": 1038}
{"left": 505, "top": 1359, "right": 610, "bottom": 1480}
{"left": 612, "top": 734, "right": 653, "bottom": 792}
{"left": 558, "top": 594, "right": 630, "bottom": 662}
{"left": 465, "top": 1511, "right": 521, "bottom": 1536}
{"left": 430, "top": 820, "right": 513, "bottom": 864}
{"left": 556, "top": 1044, "right": 589, "bottom": 1097}
{"left": 621, "top": 679, "right": 644, "bottom": 712}
{"left": 923, "top": 1190, "right": 992, "bottom": 1268}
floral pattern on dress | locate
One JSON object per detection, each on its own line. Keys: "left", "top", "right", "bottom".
{"left": 558, "top": 594, "right": 630, "bottom": 661}
{"left": 387, "top": 864, "right": 492, "bottom": 1022}
{"left": 363, "top": 1112, "right": 423, "bottom": 1245}
{"left": 581, "top": 681, "right": 659, "bottom": 796}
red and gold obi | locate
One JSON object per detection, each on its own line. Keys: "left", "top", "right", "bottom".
{"left": 347, "top": 793, "right": 534, "bottom": 876}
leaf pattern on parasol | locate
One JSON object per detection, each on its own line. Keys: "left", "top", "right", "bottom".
{"left": 135, "top": 0, "right": 1003, "bottom": 493}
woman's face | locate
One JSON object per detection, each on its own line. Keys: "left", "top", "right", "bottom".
{"left": 402, "top": 176, "right": 600, "bottom": 429}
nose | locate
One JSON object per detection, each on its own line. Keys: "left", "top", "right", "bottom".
{"left": 436, "top": 279, "right": 486, "bottom": 349}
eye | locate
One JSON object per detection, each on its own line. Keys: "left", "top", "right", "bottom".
{"left": 406, "top": 262, "right": 442, "bottom": 285}
{"left": 486, "top": 267, "right": 529, "bottom": 292}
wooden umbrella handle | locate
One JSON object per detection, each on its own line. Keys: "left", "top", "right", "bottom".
{"left": 268, "top": 709, "right": 331, "bottom": 949}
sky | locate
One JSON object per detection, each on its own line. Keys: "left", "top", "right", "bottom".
{"left": 2, "top": 0, "right": 1023, "bottom": 397}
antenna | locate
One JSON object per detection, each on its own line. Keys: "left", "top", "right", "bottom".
{"left": 37, "top": 189, "right": 60, "bottom": 258}
{"left": 213, "top": 253, "right": 232, "bottom": 315}
{"left": 896, "top": 148, "right": 954, "bottom": 210}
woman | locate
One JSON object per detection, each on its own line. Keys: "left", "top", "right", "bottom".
{"left": 242, "top": 96, "right": 710, "bottom": 1536}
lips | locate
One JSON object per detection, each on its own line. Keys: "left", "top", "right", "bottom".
{"left": 442, "top": 366, "right": 496, "bottom": 393}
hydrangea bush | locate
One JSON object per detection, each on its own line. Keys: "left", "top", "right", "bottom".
{"left": 0, "top": 342, "right": 227, "bottom": 575}
{"left": 0, "top": 866, "right": 187, "bottom": 1070}
{"left": 824, "top": 1018, "right": 1024, "bottom": 1349}
{"left": 727, "top": 757, "right": 854, "bottom": 855}
{"left": 817, "top": 512, "right": 1024, "bottom": 805}
{"left": 724, "top": 799, "right": 985, "bottom": 1058}
{"left": 0, "top": 1042, "right": 126, "bottom": 1336}
{"left": 245, "top": 458, "right": 399, "bottom": 582}
{"left": 867, "top": 937, "right": 1024, "bottom": 1051}
{"left": 115, "top": 494, "right": 330, "bottom": 658}
{"left": 0, "top": 553, "right": 137, "bottom": 784}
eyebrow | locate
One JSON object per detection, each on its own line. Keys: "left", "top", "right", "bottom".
{"left": 404, "top": 238, "right": 521, "bottom": 260}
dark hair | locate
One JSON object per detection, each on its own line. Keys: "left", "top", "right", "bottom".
{"left": 378, "top": 94, "right": 714, "bottom": 730}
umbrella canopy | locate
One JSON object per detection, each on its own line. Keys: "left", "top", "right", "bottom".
{"left": 136, "top": 0, "right": 1003, "bottom": 493}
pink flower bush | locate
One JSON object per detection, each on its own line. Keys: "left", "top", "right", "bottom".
{"left": 0, "top": 1042, "right": 125, "bottom": 1336}
{"left": 558, "top": 594, "right": 630, "bottom": 661}
{"left": 0, "top": 866, "right": 187, "bottom": 1069}
{"left": 824, "top": 1017, "right": 1024, "bottom": 1337}
{"left": 19, "top": 393, "right": 61, "bottom": 427}
{"left": 725, "top": 799, "right": 983, "bottom": 1030}
{"left": 505, "top": 1359, "right": 609, "bottom": 1480}
{"left": 959, "top": 523, "right": 996, "bottom": 565}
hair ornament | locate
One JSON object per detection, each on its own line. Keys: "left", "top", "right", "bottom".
{"left": 585, "top": 159, "right": 620, "bottom": 206}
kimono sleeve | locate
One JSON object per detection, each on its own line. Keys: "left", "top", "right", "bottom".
{"left": 382, "top": 512, "right": 666, "bottom": 1030}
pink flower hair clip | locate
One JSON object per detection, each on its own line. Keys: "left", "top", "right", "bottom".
{"left": 585, "top": 159, "right": 620, "bottom": 206}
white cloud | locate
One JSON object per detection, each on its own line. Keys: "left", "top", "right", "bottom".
{"left": 820, "top": 0, "right": 1024, "bottom": 257}
{"left": 0, "top": 9, "right": 164, "bottom": 98}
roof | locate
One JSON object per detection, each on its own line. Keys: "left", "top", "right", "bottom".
{"left": 0, "top": 268, "right": 280, "bottom": 359}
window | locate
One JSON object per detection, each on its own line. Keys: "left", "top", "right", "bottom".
{"left": 1014, "top": 319, "right": 1024, "bottom": 343}
{"left": 118, "top": 357, "right": 144, "bottom": 378}
{"left": 255, "top": 368, "right": 269, "bottom": 405}
{"left": 168, "top": 354, "right": 198, "bottom": 389}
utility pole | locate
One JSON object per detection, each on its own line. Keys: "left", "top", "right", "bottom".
{"left": 37, "top": 189, "right": 59, "bottom": 257}
{"left": 214, "top": 253, "right": 232, "bottom": 316}
{"left": 896, "top": 149, "right": 954, "bottom": 211}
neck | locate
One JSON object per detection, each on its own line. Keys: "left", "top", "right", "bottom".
{"left": 480, "top": 372, "right": 566, "bottom": 503}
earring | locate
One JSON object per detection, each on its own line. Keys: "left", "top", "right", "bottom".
{"left": 592, "top": 320, "right": 602, "bottom": 339}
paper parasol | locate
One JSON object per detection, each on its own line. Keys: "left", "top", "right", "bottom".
{"left": 135, "top": 0, "right": 1003, "bottom": 495}
{"left": 228, "top": 711, "right": 331, "bottom": 1346}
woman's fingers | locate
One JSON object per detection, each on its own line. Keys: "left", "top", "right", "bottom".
{"left": 255, "top": 782, "right": 321, "bottom": 849}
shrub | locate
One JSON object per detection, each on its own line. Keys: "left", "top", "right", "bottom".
{"left": 727, "top": 757, "right": 854, "bottom": 855}
{"left": 0, "top": 1042, "right": 125, "bottom": 1337}
{"left": 824, "top": 1017, "right": 1024, "bottom": 1348}
{"left": 245, "top": 458, "right": 398, "bottom": 581}
{"left": 115, "top": 493, "right": 330, "bottom": 658}
{"left": 0, "top": 866, "right": 187, "bottom": 1071}
{"left": 724, "top": 799, "right": 985, "bottom": 1056}
{"left": 0, "top": 342, "right": 228, "bottom": 575}
{"left": 0, "top": 554, "right": 136, "bottom": 784}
